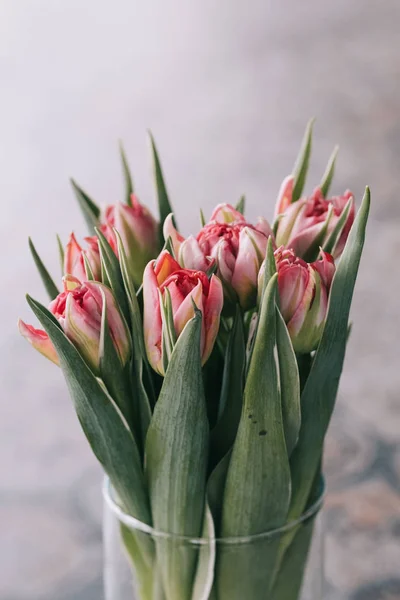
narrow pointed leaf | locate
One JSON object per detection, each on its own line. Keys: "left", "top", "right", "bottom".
{"left": 70, "top": 179, "right": 101, "bottom": 234}
{"left": 262, "top": 236, "right": 277, "bottom": 298}
{"left": 289, "top": 187, "right": 370, "bottom": 523}
{"left": 26, "top": 295, "right": 151, "bottom": 527}
{"left": 115, "top": 230, "right": 153, "bottom": 434}
{"left": 271, "top": 518, "right": 315, "bottom": 600}
{"left": 149, "top": 133, "right": 176, "bottom": 246}
{"left": 210, "top": 308, "right": 245, "bottom": 467}
{"left": 235, "top": 195, "right": 246, "bottom": 215}
{"left": 320, "top": 145, "right": 339, "bottom": 197}
{"left": 82, "top": 253, "right": 95, "bottom": 281}
{"left": 322, "top": 196, "right": 353, "bottom": 255}
{"left": 96, "top": 228, "right": 129, "bottom": 323}
{"left": 119, "top": 141, "right": 134, "bottom": 206}
{"left": 145, "top": 312, "right": 209, "bottom": 600}
{"left": 246, "top": 237, "right": 276, "bottom": 377}
{"left": 207, "top": 450, "right": 231, "bottom": 533}
{"left": 28, "top": 238, "right": 59, "bottom": 300}
{"left": 292, "top": 118, "right": 315, "bottom": 202}
{"left": 276, "top": 309, "right": 301, "bottom": 457}
{"left": 217, "top": 274, "right": 291, "bottom": 599}
{"left": 99, "top": 289, "right": 136, "bottom": 437}
{"left": 56, "top": 235, "right": 64, "bottom": 276}
{"left": 200, "top": 209, "right": 206, "bottom": 227}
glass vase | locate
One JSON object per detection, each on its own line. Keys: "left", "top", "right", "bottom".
{"left": 103, "top": 478, "right": 325, "bottom": 600}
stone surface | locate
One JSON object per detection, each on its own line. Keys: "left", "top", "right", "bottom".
{"left": 1, "top": 1, "right": 399, "bottom": 599}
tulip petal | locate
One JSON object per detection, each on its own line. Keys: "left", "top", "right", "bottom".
{"left": 203, "top": 275, "right": 223, "bottom": 364}
{"left": 64, "top": 233, "right": 85, "bottom": 280}
{"left": 64, "top": 293, "right": 101, "bottom": 372}
{"left": 154, "top": 250, "right": 182, "bottom": 285}
{"left": 231, "top": 228, "right": 267, "bottom": 310}
{"left": 275, "top": 200, "right": 306, "bottom": 248}
{"left": 286, "top": 266, "right": 316, "bottom": 337}
{"left": 214, "top": 239, "right": 236, "bottom": 286}
{"left": 85, "top": 281, "right": 131, "bottom": 364}
{"left": 173, "top": 279, "right": 204, "bottom": 338}
{"left": 288, "top": 221, "right": 327, "bottom": 259}
{"left": 143, "top": 260, "right": 163, "bottom": 374}
{"left": 277, "top": 260, "right": 309, "bottom": 324}
{"left": 255, "top": 217, "right": 273, "bottom": 239}
{"left": 312, "top": 251, "right": 335, "bottom": 290}
{"left": 179, "top": 236, "right": 210, "bottom": 271}
{"left": 274, "top": 175, "right": 294, "bottom": 217}
{"left": 210, "top": 203, "right": 245, "bottom": 225}
{"left": 18, "top": 319, "right": 60, "bottom": 365}
{"left": 163, "top": 213, "right": 185, "bottom": 257}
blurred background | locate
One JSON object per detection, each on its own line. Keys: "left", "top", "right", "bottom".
{"left": 1, "top": 1, "right": 400, "bottom": 599}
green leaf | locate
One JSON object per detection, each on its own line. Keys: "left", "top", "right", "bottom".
{"left": 271, "top": 472, "right": 323, "bottom": 597}
{"left": 200, "top": 209, "right": 206, "bottom": 227}
{"left": 119, "top": 525, "right": 160, "bottom": 598}
{"left": 28, "top": 238, "right": 59, "bottom": 300}
{"left": 246, "top": 237, "right": 276, "bottom": 377}
{"left": 235, "top": 195, "right": 246, "bottom": 215}
{"left": 95, "top": 228, "right": 130, "bottom": 324}
{"left": 322, "top": 196, "right": 354, "bottom": 256}
{"left": 271, "top": 517, "right": 315, "bottom": 600}
{"left": 149, "top": 133, "right": 176, "bottom": 246}
{"left": 207, "top": 450, "right": 231, "bottom": 533}
{"left": 26, "top": 295, "right": 151, "bottom": 528}
{"left": 320, "top": 145, "right": 339, "bottom": 197}
{"left": 261, "top": 236, "right": 277, "bottom": 299}
{"left": 296, "top": 353, "right": 313, "bottom": 393}
{"left": 98, "top": 288, "right": 136, "bottom": 435}
{"left": 81, "top": 253, "right": 95, "bottom": 281}
{"left": 160, "top": 289, "right": 177, "bottom": 374}
{"left": 210, "top": 308, "right": 245, "bottom": 468}
{"left": 292, "top": 118, "right": 315, "bottom": 202}
{"left": 145, "top": 312, "right": 209, "bottom": 600}
{"left": 276, "top": 309, "right": 301, "bottom": 457}
{"left": 289, "top": 187, "right": 370, "bottom": 523}
{"left": 191, "top": 503, "right": 216, "bottom": 600}
{"left": 217, "top": 274, "right": 291, "bottom": 599}
{"left": 119, "top": 141, "right": 134, "bottom": 206}
{"left": 70, "top": 179, "right": 101, "bottom": 234}
{"left": 56, "top": 235, "right": 64, "bottom": 276}
{"left": 115, "top": 230, "right": 153, "bottom": 440}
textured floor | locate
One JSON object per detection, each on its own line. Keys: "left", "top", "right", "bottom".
{"left": 1, "top": 1, "right": 399, "bottom": 599}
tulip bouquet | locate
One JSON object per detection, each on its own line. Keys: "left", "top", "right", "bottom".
{"left": 19, "top": 123, "right": 369, "bottom": 600}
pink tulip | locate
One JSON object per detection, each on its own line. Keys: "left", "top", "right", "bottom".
{"left": 259, "top": 247, "right": 335, "bottom": 353}
{"left": 164, "top": 204, "right": 273, "bottom": 310}
{"left": 102, "top": 195, "right": 160, "bottom": 286}
{"left": 19, "top": 276, "right": 130, "bottom": 372}
{"left": 275, "top": 184, "right": 355, "bottom": 259}
{"left": 143, "top": 250, "right": 223, "bottom": 375}
{"left": 64, "top": 233, "right": 101, "bottom": 281}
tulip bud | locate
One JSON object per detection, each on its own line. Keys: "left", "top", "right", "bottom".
{"left": 102, "top": 195, "right": 160, "bottom": 286}
{"left": 19, "top": 276, "right": 131, "bottom": 372}
{"left": 64, "top": 233, "right": 101, "bottom": 281}
{"left": 143, "top": 250, "right": 223, "bottom": 375}
{"left": 164, "top": 204, "right": 273, "bottom": 310}
{"left": 274, "top": 184, "right": 355, "bottom": 260}
{"left": 258, "top": 247, "right": 335, "bottom": 354}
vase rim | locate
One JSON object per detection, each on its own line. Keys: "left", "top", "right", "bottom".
{"left": 103, "top": 476, "right": 325, "bottom": 545}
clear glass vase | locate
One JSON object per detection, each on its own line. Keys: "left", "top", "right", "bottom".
{"left": 103, "top": 478, "right": 325, "bottom": 600}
